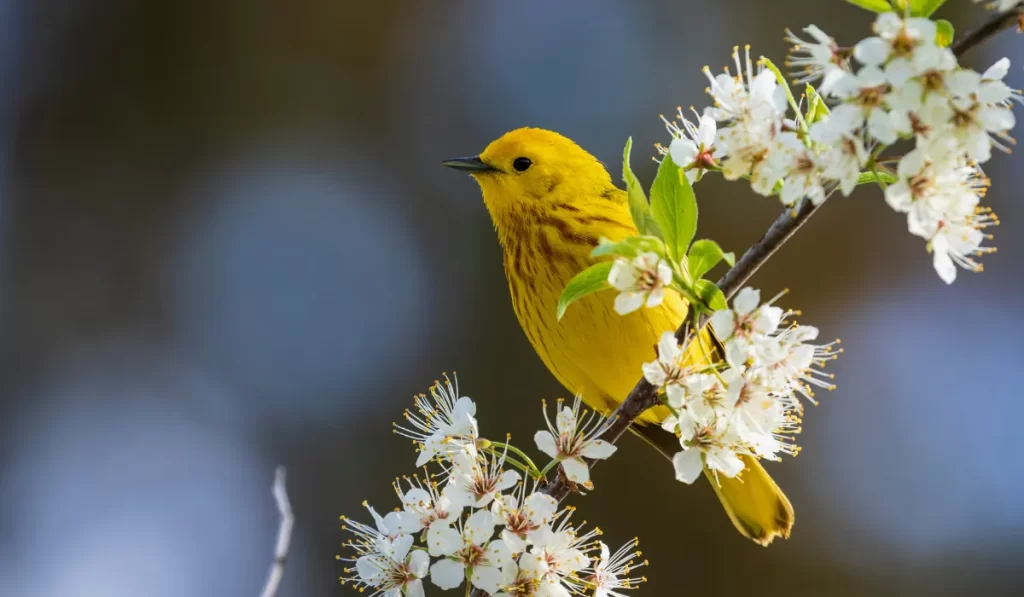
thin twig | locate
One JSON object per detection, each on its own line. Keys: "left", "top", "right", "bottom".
{"left": 259, "top": 466, "right": 295, "bottom": 597}
{"left": 952, "top": 4, "right": 1024, "bottom": 58}
{"left": 538, "top": 7, "right": 1024, "bottom": 503}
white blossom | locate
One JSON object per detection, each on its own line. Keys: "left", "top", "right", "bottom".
{"left": 884, "top": 148, "right": 999, "bottom": 282}
{"left": 708, "top": 287, "right": 784, "bottom": 368}
{"left": 534, "top": 395, "right": 617, "bottom": 485}
{"left": 830, "top": 65, "right": 896, "bottom": 143}
{"left": 492, "top": 486, "right": 559, "bottom": 554}
{"left": 760, "top": 324, "right": 842, "bottom": 408}
{"left": 785, "top": 25, "right": 850, "bottom": 96}
{"left": 671, "top": 419, "right": 746, "bottom": 484}
{"left": 339, "top": 503, "right": 429, "bottom": 597}
{"left": 771, "top": 132, "right": 827, "bottom": 205}
{"left": 523, "top": 509, "right": 598, "bottom": 587}
{"left": 394, "top": 374, "right": 479, "bottom": 467}
{"left": 659, "top": 107, "right": 719, "bottom": 182}
{"left": 641, "top": 331, "right": 691, "bottom": 389}
{"left": 703, "top": 45, "right": 788, "bottom": 193}
{"left": 607, "top": 252, "right": 673, "bottom": 315}
{"left": 586, "top": 540, "right": 647, "bottom": 597}
{"left": 853, "top": 12, "right": 937, "bottom": 86}
{"left": 446, "top": 448, "right": 520, "bottom": 509}
{"left": 938, "top": 68, "right": 1017, "bottom": 163}
{"left": 429, "top": 510, "right": 512, "bottom": 593}
{"left": 812, "top": 120, "right": 867, "bottom": 196}
{"left": 391, "top": 475, "right": 465, "bottom": 556}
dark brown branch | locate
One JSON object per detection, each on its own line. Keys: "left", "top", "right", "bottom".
{"left": 538, "top": 6, "right": 1024, "bottom": 503}
{"left": 952, "top": 4, "right": 1024, "bottom": 59}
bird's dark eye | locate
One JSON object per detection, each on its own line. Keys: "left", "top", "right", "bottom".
{"left": 512, "top": 157, "right": 533, "bottom": 172}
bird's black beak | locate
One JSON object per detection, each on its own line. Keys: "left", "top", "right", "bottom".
{"left": 441, "top": 155, "right": 497, "bottom": 173}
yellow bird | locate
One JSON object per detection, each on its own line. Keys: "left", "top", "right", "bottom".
{"left": 443, "top": 127, "right": 793, "bottom": 545}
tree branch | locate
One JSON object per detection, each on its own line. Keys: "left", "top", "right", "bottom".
{"left": 538, "top": 5, "right": 1024, "bottom": 503}
{"left": 259, "top": 467, "right": 295, "bottom": 597}
{"left": 952, "top": 4, "right": 1024, "bottom": 59}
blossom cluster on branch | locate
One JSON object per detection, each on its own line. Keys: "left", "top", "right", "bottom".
{"left": 642, "top": 289, "right": 839, "bottom": 483}
{"left": 659, "top": 9, "right": 1016, "bottom": 283}
{"left": 338, "top": 376, "right": 645, "bottom": 596}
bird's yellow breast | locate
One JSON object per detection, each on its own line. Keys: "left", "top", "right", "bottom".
{"left": 499, "top": 195, "right": 686, "bottom": 424}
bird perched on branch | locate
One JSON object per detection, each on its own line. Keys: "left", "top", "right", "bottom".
{"left": 443, "top": 127, "right": 792, "bottom": 545}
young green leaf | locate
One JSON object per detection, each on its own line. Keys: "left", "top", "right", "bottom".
{"left": 556, "top": 261, "right": 614, "bottom": 320}
{"left": 935, "top": 19, "right": 954, "bottom": 48}
{"left": 694, "top": 279, "right": 728, "bottom": 312}
{"left": 622, "top": 137, "right": 662, "bottom": 238}
{"left": 842, "top": 0, "right": 895, "bottom": 12}
{"left": 805, "top": 83, "right": 831, "bottom": 124}
{"left": 687, "top": 239, "right": 731, "bottom": 281}
{"left": 649, "top": 154, "right": 698, "bottom": 264}
{"left": 912, "top": 0, "right": 947, "bottom": 17}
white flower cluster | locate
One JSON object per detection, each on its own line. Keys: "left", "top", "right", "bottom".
{"left": 659, "top": 11, "right": 1016, "bottom": 283}
{"left": 339, "top": 375, "right": 645, "bottom": 597}
{"left": 642, "top": 288, "right": 840, "bottom": 484}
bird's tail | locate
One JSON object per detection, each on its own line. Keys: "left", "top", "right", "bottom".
{"left": 706, "top": 455, "right": 794, "bottom": 545}
{"left": 628, "top": 425, "right": 794, "bottom": 545}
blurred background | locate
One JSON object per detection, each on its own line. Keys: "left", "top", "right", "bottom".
{"left": 1, "top": 1, "right": 1022, "bottom": 595}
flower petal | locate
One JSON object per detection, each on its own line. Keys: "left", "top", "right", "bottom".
{"left": 408, "top": 550, "right": 430, "bottom": 578}
{"left": 614, "top": 291, "right": 646, "bottom": 315}
{"left": 669, "top": 138, "right": 699, "bottom": 166}
{"left": 465, "top": 510, "right": 499, "bottom": 544}
{"left": 673, "top": 449, "right": 704, "bottom": 484}
{"left": 733, "top": 287, "right": 760, "bottom": 315}
{"left": 560, "top": 457, "right": 591, "bottom": 484}
{"left": 525, "top": 492, "right": 558, "bottom": 523}
{"left": 534, "top": 430, "right": 559, "bottom": 459}
{"left": 581, "top": 439, "right": 617, "bottom": 460}
{"left": 853, "top": 37, "right": 888, "bottom": 66}
{"left": 405, "top": 579, "right": 425, "bottom": 597}
{"left": 472, "top": 564, "right": 506, "bottom": 594}
{"left": 497, "top": 469, "right": 521, "bottom": 492}
{"left": 429, "top": 558, "right": 466, "bottom": 590}
{"left": 427, "top": 525, "right": 462, "bottom": 557}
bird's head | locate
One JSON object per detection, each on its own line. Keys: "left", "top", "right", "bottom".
{"left": 443, "top": 128, "right": 616, "bottom": 232}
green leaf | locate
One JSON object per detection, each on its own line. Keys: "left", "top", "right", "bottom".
{"left": 889, "top": 0, "right": 909, "bottom": 11}
{"left": 590, "top": 235, "right": 665, "bottom": 259}
{"left": 805, "top": 83, "right": 831, "bottom": 124}
{"left": 556, "top": 261, "right": 614, "bottom": 320}
{"left": 694, "top": 279, "right": 728, "bottom": 312}
{"left": 649, "top": 154, "right": 698, "bottom": 264}
{"left": 935, "top": 19, "right": 954, "bottom": 48}
{"left": 856, "top": 170, "right": 898, "bottom": 186}
{"left": 687, "top": 239, "right": 731, "bottom": 281}
{"left": 912, "top": 0, "right": 947, "bottom": 16}
{"left": 842, "top": 0, "right": 895, "bottom": 11}
{"left": 622, "top": 137, "right": 661, "bottom": 238}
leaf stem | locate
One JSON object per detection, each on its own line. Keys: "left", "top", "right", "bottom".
{"left": 488, "top": 441, "right": 543, "bottom": 478}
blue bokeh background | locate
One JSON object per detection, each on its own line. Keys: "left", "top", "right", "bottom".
{"left": 1, "top": 1, "right": 1022, "bottom": 596}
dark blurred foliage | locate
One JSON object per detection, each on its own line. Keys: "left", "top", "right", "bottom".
{"left": 1, "top": 1, "right": 1022, "bottom": 596}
